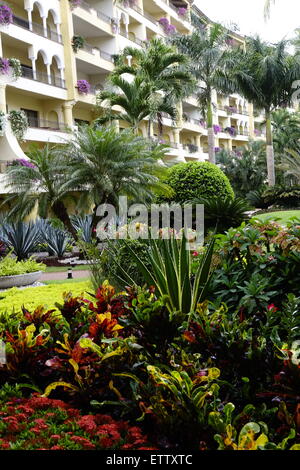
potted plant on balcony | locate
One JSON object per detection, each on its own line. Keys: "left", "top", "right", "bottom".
{"left": 0, "top": 57, "right": 22, "bottom": 81}
{"left": 72, "top": 35, "right": 85, "bottom": 53}
{"left": 8, "top": 110, "right": 28, "bottom": 140}
{"left": 77, "top": 79, "right": 91, "bottom": 94}
{"left": 177, "top": 7, "right": 188, "bottom": 20}
{"left": 213, "top": 124, "right": 222, "bottom": 134}
{"left": 0, "top": 4, "right": 13, "bottom": 27}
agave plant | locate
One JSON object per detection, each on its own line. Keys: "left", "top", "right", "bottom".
{"left": 71, "top": 214, "right": 93, "bottom": 243}
{"left": 42, "top": 224, "right": 71, "bottom": 258}
{"left": 0, "top": 221, "right": 44, "bottom": 261}
{"left": 106, "top": 233, "right": 215, "bottom": 314}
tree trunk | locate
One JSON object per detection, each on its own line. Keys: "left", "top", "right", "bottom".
{"left": 52, "top": 201, "right": 79, "bottom": 242}
{"left": 265, "top": 109, "right": 276, "bottom": 186}
{"left": 207, "top": 98, "right": 215, "bottom": 164}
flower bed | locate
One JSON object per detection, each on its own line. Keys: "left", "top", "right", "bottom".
{"left": 0, "top": 396, "right": 154, "bottom": 450}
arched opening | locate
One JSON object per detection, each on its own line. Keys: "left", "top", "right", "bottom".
{"left": 50, "top": 56, "right": 62, "bottom": 87}
{"left": 119, "top": 13, "right": 127, "bottom": 37}
{"left": 35, "top": 50, "right": 48, "bottom": 84}
{"left": 47, "top": 9, "right": 59, "bottom": 41}
{"left": 47, "top": 111, "right": 59, "bottom": 130}
{"left": 31, "top": 2, "right": 44, "bottom": 36}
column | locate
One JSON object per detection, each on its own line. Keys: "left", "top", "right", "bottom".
{"left": 0, "top": 84, "right": 7, "bottom": 113}
{"left": 195, "top": 134, "right": 202, "bottom": 152}
{"left": 42, "top": 16, "right": 47, "bottom": 37}
{"left": 62, "top": 101, "right": 75, "bottom": 128}
{"left": 26, "top": 9, "right": 33, "bottom": 31}
{"left": 31, "top": 58, "right": 37, "bottom": 79}
{"left": 46, "top": 64, "right": 51, "bottom": 84}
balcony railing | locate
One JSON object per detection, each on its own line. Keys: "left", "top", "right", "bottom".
{"left": 119, "top": 31, "right": 145, "bottom": 46}
{"left": 21, "top": 66, "right": 66, "bottom": 89}
{"left": 81, "top": 43, "right": 114, "bottom": 62}
{"left": 76, "top": 1, "right": 115, "bottom": 27}
{"left": 28, "top": 119, "right": 68, "bottom": 132}
{"left": 12, "top": 15, "right": 63, "bottom": 44}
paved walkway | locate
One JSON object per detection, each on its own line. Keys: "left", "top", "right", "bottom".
{"left": 41, "top": 270, "right": 90, "bottom": 281}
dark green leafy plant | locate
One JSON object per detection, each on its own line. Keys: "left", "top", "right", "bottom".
{"left": 164, "top": 161, "right": 234, "bottom": 204}
{"left": 0, "top": 221, "right": 44, "bottom": 261}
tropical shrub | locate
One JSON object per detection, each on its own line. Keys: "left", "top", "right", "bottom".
{"left": 262, "top": 185, "right": 300, "bottom": 208}
{"left": 164, "top": 162, "right": 234, "bottom": 204}
{"left": 94, "top": 239, "right": 152, "bottom": 289}
{"left": 71, "top": 215, "right": 93, "bottom": 243}
{"left": 190, "top": 196, "right": 250, "bottom": 233}
{"left": 0, "top": 256, "right": 45, "bottom": 277}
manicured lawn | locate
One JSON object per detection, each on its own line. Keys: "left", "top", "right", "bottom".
{"left": 253, "top": 210, "right": 300, "bottom": 225}
{"left": 43, "top": 277, "right": 90, "bottom": 285}
{"left": 0, "top": 280, "right": 92, "bottom": 314}
{"left": 44, "top": 265, "right": 87, "bottom": 273}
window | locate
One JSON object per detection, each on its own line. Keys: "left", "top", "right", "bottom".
{"left": 21, "top": 109, "right": 39, "bottom": 127}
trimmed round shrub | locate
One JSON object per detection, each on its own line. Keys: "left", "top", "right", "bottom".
{"left": 165, "top": 162, "right": 234, "bottom": 204}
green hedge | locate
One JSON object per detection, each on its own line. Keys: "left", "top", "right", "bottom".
{"left": 0, "top": 281, "right": 91, "bottom": 314}
{"left": 165, "top": 161, "right": 234, "bottom": 204}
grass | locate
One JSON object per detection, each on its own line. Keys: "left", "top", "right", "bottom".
{"left": 0, "top": 280, "right": 92, "bottom": 314}
{"left": 43, "top": 277, "right": 90, "bottom": 285}
{"left": 44, "top": 265, "right": 88, "bottom": 273}
{"left": 253, "top": 210, "right": 300, "bottom": 225}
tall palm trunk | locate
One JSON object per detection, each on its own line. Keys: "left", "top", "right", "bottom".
{"left": 207, "top": 98, "right": 215, "bottom": 164}
{"left": 265, "top": 109, "right": 276, "bottom": 186}
{"left": 52, "top": 200, "right": 79, "bottom": 242}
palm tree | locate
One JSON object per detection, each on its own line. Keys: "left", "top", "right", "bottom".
{"left": 264, "top": 0, "right": 276, "bottom": 19}
{"left": 271, "top": 109, "right": 300, "bottom": 156}
{"left": 279, "top": 149, "right": 300, "bottom": 183}
{"left": 171, "top": 23, "right": 235, "bottom": 164}
{"left": 232, "top": 36, "right": 300, "bottom": 186}
{"left": 96, "top": 74, "right": 177, "bottom": 135}
{"left": 3, "top": 145, "right": 79, "bottom": 240}
{"left": 64, "top": 125, "right": 168, "bottom": 229}
{"left": 96, "top": 38, "right": 195, "bottom": 136}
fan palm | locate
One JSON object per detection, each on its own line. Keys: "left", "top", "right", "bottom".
{"left": 64, "top": 125, "right": 169, "bottom": 228}
{"left": 3, "top": 145, "right": 78, "bottom": 240}
{"left": 171, "top": 23, "right": 235, "bottom": 164}
{"left": 231, "top": 36, "right": 300, "bottom": 186}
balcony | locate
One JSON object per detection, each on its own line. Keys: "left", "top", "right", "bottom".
{"left": 12, "top": 16, "right": 62, "bottom": 44}
{"left": 118, "top": 31, "right": 145, "bottom": 47}
{"left": 72, "top": 1, "right": 116, "bottom": 37}
{"left": 21, "top": 66, "right": 66, "bottom": 89}
{"left": 25, "top": 119, "right": 70, "bottom": 143}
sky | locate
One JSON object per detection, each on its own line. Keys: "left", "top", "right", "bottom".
{"left": 195, "top": 0, "right": 300, "bottom": 42}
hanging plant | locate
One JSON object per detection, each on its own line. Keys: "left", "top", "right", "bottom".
{"left": 0, "top": 57, "right": 22, "bottom": 80}
{"left": 158, "top": 18, "right": 177, "bottom": 36}
{"left": 177, "top": 7, "right": 188, "bottom": 19}
{"left": 0, "top": 4, "right": 13, "bottom": 26}
{"left": 8, "top": 58, "right": 22, "bottom": 79}
{"left": 0, "top": 110, "right": 6, "bottom": 135}
{"left": 72, "top": 35, "right": 85, "bottom": 53}
{"left": 77, "top": 79, "right": 91, "bottom": 94}
{"left": 8, "top": 110, "right": 28, "bottom": 140}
